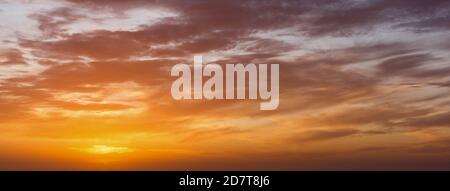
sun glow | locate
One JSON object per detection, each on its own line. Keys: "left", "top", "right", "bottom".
{"left": 76, "top": 145, "right": 134, "bottom": 155}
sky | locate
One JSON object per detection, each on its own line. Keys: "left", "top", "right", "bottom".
{"left": 0, "top": 0, "right": 449, "bottom": 170}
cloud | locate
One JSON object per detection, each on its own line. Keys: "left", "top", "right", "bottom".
{"left": 307, "top": 105, "right": 431, "bottom": 127}
{"left": 21, "top": 33, "right": 150, "bottom": 60}
{"left": 428, "top": 81, "right": 450, "bottom": 88}
{"left": 292, "top": 128, "right": 360, "bottom": 143}
{"left": 29, "top": 7, "right": 85, "bottom": 37}
{"left": 377, "top": 53, "right": 435, "bottom": 76}
{"left": 395, "top": 16, "right": 450, "bottom": 33}
{"left": 398, "top": 112, "right": 450, "bottom": 128}
{"left": 375, "top": 53, "right": 450, "bottom": 79}
{"left": 0, "top": 49, "right": 26, "bottom": 65}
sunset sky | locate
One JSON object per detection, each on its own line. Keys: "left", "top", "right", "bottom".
{"left": 0, "top": 0, "right": 449, "bottom": 170}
